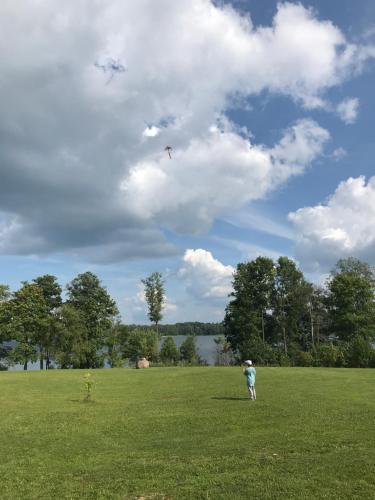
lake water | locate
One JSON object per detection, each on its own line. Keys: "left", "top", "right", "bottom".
{"left": 6, "top": 335, "right": 219, "bottom": 371}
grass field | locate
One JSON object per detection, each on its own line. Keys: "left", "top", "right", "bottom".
{"left": 1, "top": 367, "right": 374, "bottom": 499}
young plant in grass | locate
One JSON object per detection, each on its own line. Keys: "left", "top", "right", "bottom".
{"left": 83, "top": 372, "right": 95, "bottom": 401}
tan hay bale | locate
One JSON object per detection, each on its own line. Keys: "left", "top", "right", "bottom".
{"left": 136, "top": 357, "right": 150, "bottom": 369}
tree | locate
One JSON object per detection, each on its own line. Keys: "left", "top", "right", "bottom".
{"left": 105, "top": 322, "right": 130, "bottom": 368}
{"left": 224, "top": 257, "right": 275, "bottom": 353}
{"left": 0, "top": 285, "right": 11, "bottom": 370}
{"left": 180, "top": 335, "right": 198, "bottom": 364}
{"left": 272, "top": 257, "right": 310, "bottom": 354}
{"left": 33, "top": 275, "right": 62, "bottom": 311}
{"left": 53, "top": 304, "right": 89, "bottom": 369}
{"left": 332, "top": 257, "right": 375, "bottom": 284}
{"left": 5, "top": 283, "right": 49, "bottom": 370}
{"left": 327, "top": 259, "right": 375, "bottom": 342}
{"left": 32, "top": 275, "right": 62, "bottom": 369}
{"left": 159, "top": 336, "right": 179, "bottom": 364}
{"left": 141, "top": 272, "right": 165, "bottom": 335}
{"left": 66, "top": 272, "right": 119, "bottom": 368}
{"left": 123, "top": 328, "right": 158, "bottom": 363}
{"left": 214, "top": 335, "right": 234, "bottom": 366}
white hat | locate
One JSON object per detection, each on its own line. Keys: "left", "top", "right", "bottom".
{"left": 244, "top": 360, "right": 252, "bottom": 366}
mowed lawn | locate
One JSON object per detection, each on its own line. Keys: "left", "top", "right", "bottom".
{"left": 1, "top": 367, "right": 374, "bottom": 499}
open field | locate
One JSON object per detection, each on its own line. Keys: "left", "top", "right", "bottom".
{"left": 1, "top": 367, "right": 374, "bottom": 499}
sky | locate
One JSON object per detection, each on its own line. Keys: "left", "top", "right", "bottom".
{"left": 1, "top": 0, "right": 375, "bottom": 323}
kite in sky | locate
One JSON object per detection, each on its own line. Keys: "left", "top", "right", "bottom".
{"left": 164, "top": 146, "right": 173, "bottom": 159}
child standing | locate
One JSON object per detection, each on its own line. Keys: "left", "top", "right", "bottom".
{"left": 243, "top": 360, "right": 256, "bottom": 400}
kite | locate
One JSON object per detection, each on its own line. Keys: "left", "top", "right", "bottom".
{"left": 164, "top": 146, "right": 173, "bottom": 159}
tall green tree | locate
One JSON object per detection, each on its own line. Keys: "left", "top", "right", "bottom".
{"left": 5, "top": 283, "right": 49, "bottom": 370}
{"left": 32, "top": 275, "right": 62, "bottom": 369}
{"left": 105, "top": 322, "right": 130, "bottom": 368}
{"left": 53, "top": 304, "right": 89, "bottom": 368}
{"left": 272, "top": 257, "right": 310, "bottom": 354}
{"left": 327, "top": 258, "right": 375, "bottom": 342}
{"left": 66, "top": 272, "right": 119, "bottom": 368}
{"left": 224, "top": 257, "right": 275, "bottom": 355}
{"left": 141, "top": 272, "right": 165, "bottom": 335}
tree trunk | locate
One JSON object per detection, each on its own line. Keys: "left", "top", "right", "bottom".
{"left": 23, "top": 361, "right": 28, "bottom": 371}
{"left": 282, "top": 326, "right": 287, "bottom": 354}
{"left": 309, "top": 306, "right": 314, "bottom": 347}
{"left": 40, "top": 355, "right": 44, "bottom": 370}
{"left": 261, "top": 310, "right": 265, "bottom": 343}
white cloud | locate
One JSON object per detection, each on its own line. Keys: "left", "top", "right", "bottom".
{"left": 142, "top": 126, "right": 161, "bottom": 138}
{"left": 0, "top": 1, "right": 374, "bottom": 260}
{"left": 331, "top": 147, "right": 347, "bottom": 161}
{"left": 337, "top": 97, "right": 359, "bottom": 124}
{"left": 121, "top": 119, "right": 329, "bottom": 232}
{"left": 289, "top": 176, "right": 375, "bottom": 270}
{"left": 178, "top": 249, "right": 234, "bottom": 299}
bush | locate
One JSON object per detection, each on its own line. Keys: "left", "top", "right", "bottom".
{"left": 123, "top": 328, "right": 158, "bottom": 363}
{"left": 159, "top": 337, "right": 179, "bottom": 365}
{"left": 278, "top": 353, "right": 291, "bottom": 367}
{"left": 314, "top": 343, "right": 345, "bottom": 367}
{"left": 347, "top": 336, "right": 374, "bottom": 368}
{"left": 179, "top": 335, "right": 199, "bottom": 364}
{"left": 294, "top": 350, "right": 314, "bottom": 367}
{"left": 239, "top": 336, "right": 281, "bottom": 365}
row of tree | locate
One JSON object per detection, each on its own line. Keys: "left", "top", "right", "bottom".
{"left": 223, "top": 256, "right": 375, "bottom": 367}
{"left": 0, "top": 271, "right": 208, "bottom": 370}
{"left": 0, "top": 272, "right": 119, "bottom": 370}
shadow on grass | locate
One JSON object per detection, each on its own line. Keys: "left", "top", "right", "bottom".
{"left": 211, "top": 396, "right": 250, "bottom": 401}
{"left": 68, "top": 398, "right": 98, "bottom": 405}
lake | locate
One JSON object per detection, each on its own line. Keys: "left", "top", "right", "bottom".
{"left": 6, "top": 335, "right": 220, "bottom": 371}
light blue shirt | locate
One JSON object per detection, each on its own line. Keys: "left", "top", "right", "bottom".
{"left": 244, "top": 367, "right": 256, "bottom": 386}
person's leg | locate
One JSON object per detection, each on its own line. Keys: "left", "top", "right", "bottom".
{"left": 253, "top": 386, "right": 256, "bottom": 400}
{"left": 248, "top": 385, "right": 254, "bottom": 400}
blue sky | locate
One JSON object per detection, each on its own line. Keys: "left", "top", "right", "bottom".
{"left": 1, "top": 0, "right": 375, "bottom": 322}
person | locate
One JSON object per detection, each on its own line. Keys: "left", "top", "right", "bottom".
{"left": 243, "top": 360, "right": 256, "bottom": 400}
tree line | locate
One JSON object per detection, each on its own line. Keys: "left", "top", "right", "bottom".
{"left": 224, "top": 256, "right": 375, "bottom": 367}
{"left": 1, "top": 256, "right": 375, "bottom": 370}
{"left": 0, "top": 271, "right": 207, "bottom": 370}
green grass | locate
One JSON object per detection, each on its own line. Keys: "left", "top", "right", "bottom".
{"left": 1, "top": 367, "right": 374, "bottom": 499}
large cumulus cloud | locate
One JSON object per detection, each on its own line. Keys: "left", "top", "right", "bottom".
{"left": 0, "top": 0, "right": 373, "bottom": 261}
{"left": 289, "top": 176, "right": 375, "bottom": 270}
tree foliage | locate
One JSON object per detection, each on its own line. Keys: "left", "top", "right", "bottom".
{"left": 159, "top": 336, "right": 179, "bottom": 364}
{"left": 141, "top": 272, "right": 165, "bottom": 333}
{"left": 65, "top": 272, "right": 119, "bottom": 368}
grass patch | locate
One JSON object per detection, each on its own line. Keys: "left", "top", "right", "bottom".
{"left": 1, "top": 367, "right": 374, "bottom": 499}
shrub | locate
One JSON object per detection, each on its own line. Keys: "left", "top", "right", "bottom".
{"left": 294, "top": 350, "right": 314, "bottom": 367}
{"left": 347, "top": 336, "right": 374, "bottom": 368}
{"left": 314, "top": 343, "right": 345, "bottom": 367}
{"left": 180, "top": 335, "right": 198, "bottom": 364}
{"left": 239, "top": 336, "right": 281, "bottom": 365}
{"left": 123, "top": 328, "right": 158, "bottom": 363}
{"left": 159, "top": 337, "right": 179, "bottom": 365}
